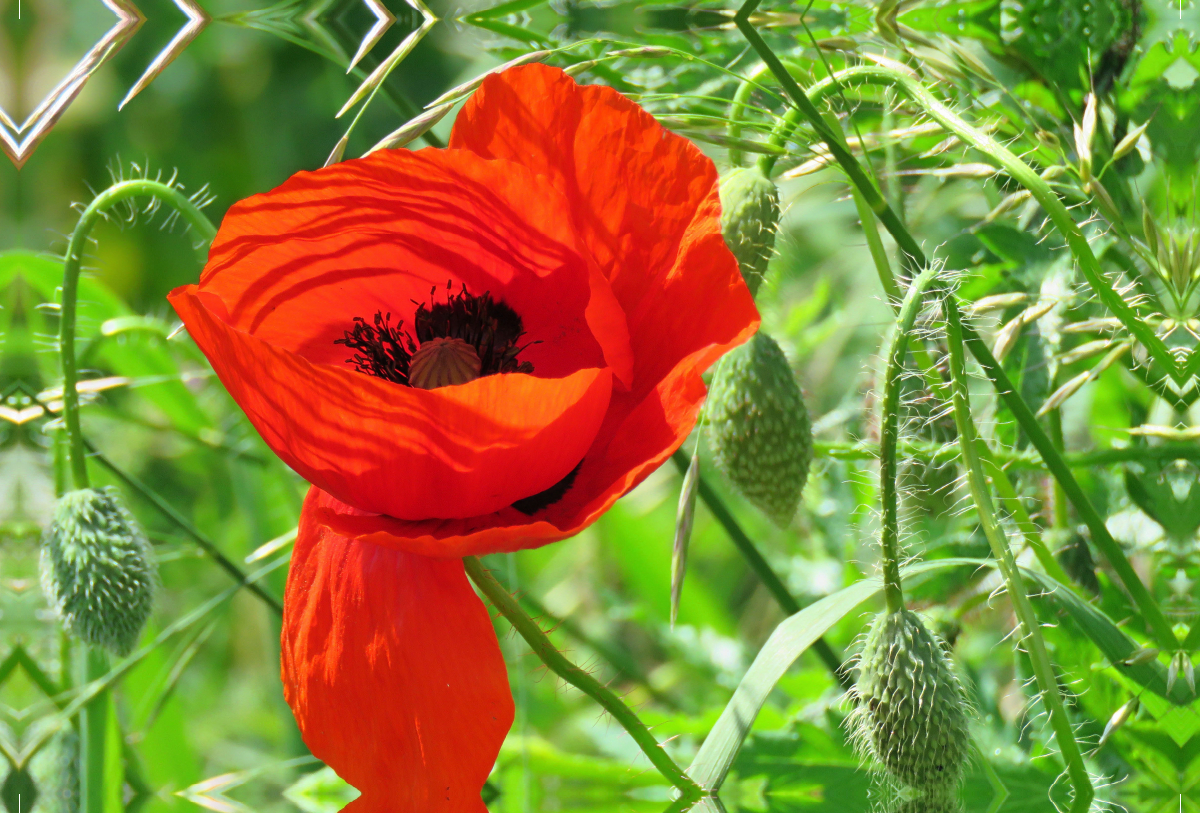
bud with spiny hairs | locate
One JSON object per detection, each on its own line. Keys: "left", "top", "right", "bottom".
{"left": 849, "top": 609, "right": 971, "bottom": 792}
{"left": 887, "top": 788, "right": 962, "bottom": 813}
{"left": 41, "top": 488, "right": 156, "bottom": 656}
{"left": 719, "top": 166, "right": 780, "bottom": 297}
{"left": 706, "top": 332, "right": 813, "bottom": 527}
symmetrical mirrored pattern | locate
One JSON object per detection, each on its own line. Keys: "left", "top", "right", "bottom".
{"left": 2, "top": 0, "right": 1200, "bottom": 811}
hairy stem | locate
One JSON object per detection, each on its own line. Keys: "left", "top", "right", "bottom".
{"left": 729, "top": 14, "right": 1174, "bottom": 650}
{"left": 60, "top": 180, "right": 217, "bottom": 491}
{"left": 944, "top": 294, "right": 1094, "bottom": 813}
{"left": 464, "top": 556, "right": 703, "bottom": 799}
{"left": 878, "top": 265, "right": 943, "bottom": 612}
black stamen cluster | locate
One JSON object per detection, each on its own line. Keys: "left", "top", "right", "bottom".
{"left": 413, "top": 283, "right": 535, "bottom": 377}
{"left": 337, "top": 312, "right": 417, "bottom": 385}
{"left": 335, "top": 282, "right": 535, "bottom": 387}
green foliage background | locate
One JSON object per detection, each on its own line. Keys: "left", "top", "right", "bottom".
{"left": 2, "top": 0, "right": 1200, "bottom": 810}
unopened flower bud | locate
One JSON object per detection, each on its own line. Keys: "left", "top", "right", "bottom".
{"left": 41, "top": 488, "right": 157, "bottom": 656}
{"left": 706, "top": 332, "right": 813, "bottom": 527}
{"left": 850, "top": 610, "right": 971, "bottom": 792}
{"left": 719, "top": 166, "right": 781, "bottom": 297}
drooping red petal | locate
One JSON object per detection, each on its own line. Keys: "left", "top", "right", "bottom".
{"left": 172, "top": 285, "right": 613, "bottom": 520}
{"left": 282, "top": 487, "right": 513, "bottom": 812}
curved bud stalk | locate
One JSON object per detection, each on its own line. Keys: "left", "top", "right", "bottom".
{"left": 848, "top": 266, "right": 971, "bottom": 800}
{"left": 57, "top": 179, "right": 216, "bottom": 813}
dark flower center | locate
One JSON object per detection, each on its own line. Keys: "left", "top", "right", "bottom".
{"left": 335, "top": 282, "right": 577, "bottom": 515}
{"left": 336, "top": 282, "right": 535, "bottom": 388}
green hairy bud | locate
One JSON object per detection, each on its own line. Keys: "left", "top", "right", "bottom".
{"left": 851, "top": 610, "right": 971, "bottom": 792}
{"left": 707, "top": 332, "right": 813, "bottom": 527}
{"left": 719, "top": 166, "right": 780, "bottom": 297}
{"left": 41, "top": 488, "right": 157, "bottom": 656}
{"left": 886, "top": 789, "right": 961, "bottom": 813}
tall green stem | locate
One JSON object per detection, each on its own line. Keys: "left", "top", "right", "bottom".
{"left": 59, "top": 179, "right": 217, "bottom": 813}
{"left": 878, "top": 265, "right": 943, "bottom": 612}
{"left": 463, "top": 557, "right": 703, "bottom": 800}
{"left": 943, "top": 295, "right": 1094, "bottom": 813}
{"left": 60, "top": 180, "right": 218, "bottom": 490}
{"left": 730, "top": 15, "right": 1174, "bottom": 650}
{"left": 79, "top": 648, "right": 111, "bottom": 813}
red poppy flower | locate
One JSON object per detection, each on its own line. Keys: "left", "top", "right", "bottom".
{"left": 169, "top": 64, "right": 758, "bottom": 811}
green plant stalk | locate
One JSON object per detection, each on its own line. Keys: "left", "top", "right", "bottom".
{"left": 463, "top": 556, "right": 703, "bottom": 799}
{"left": 814, "top": 59, "right": 1176, "bottom": 382}
{"left": 79, "top": 647, "right": 110, "bottom": 813}
{"left": 670, "top": 451, "right": 849, "bottom": 688}
{"left": 59, "top": 180, "right": 216, "bottom": 805}
{"left": 727, "top": 21, "right": 1175, "bottom": 649}
{"left": 60, "top": 179, "right": 218, "bottom": 490}
{"left": 727, "top": 64, "right": 772, "bottom": 168}
{"left": 981, "top": 449, "right": 1074, "bottom": 586}
{"left": 943, "top": 295, "right": 1094, "bottom": 813}
{"left": 960, "top": 329, "right": 1177, "bottom": 650}
{"left": 878, "top": 265, "right": 943, "bottom": 612}
{"left": 728, "top": 61, "right": 807, "bottom": 168}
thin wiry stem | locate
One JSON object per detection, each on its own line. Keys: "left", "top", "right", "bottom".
{"left": 464, "top": 556, "right": 703, "bottom": 800}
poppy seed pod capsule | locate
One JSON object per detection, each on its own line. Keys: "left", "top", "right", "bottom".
{"left": 706, "top": 331, "right": 813, "bottom": 527}
{"left": 851, "top": 609, "right": 971, "bottom": 792}
{"left": 719, "top": 166, "right": 780, "bottom": 297}
{"left": 41, "top": 488, "right": 156, "bottom": 657}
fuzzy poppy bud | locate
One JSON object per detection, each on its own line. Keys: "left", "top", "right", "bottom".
{"left": 719, "top": 166, "right": 780, "bottom": 297}
{"left": 887, "top": 789, "right": 961, "bottom": 813}
{"left": 850, "top": 609, "right": 971, "bottom": 792}
{"left": 706, "top": 331, "right": 813, "bottom": 527}
{"left": 41, "top": 488, "right": 156, "bottom": 657}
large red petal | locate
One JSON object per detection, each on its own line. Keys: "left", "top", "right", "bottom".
{"left": 282, "top": 487, "right": 513, "bottom": 812}
{"left": 184, "top": 147, "right": 627, "bottom": 380}
{"left": 309, "top": 65, "right": 756, "bottom": 554}
{"left": 171, "top": 286, "right": 612, "bottom": 519}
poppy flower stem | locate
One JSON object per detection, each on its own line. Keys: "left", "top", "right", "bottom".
{"left": 669, "top": 450, "right": 850, "bottom": 690}
{"left": 943, "top": 294, "right": 1094, "bottom": 813}
{"left": 877, "top": 264, "right": 944, "bottom": 614}
{"left": 60, "top": 179, "right": 217, "bottom": 491}
{"left": 463, "top": 556, "right": 705, "bottom": 801}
